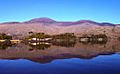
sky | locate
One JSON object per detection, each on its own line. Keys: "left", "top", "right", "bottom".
{"left": 0, "top": 0, "right": 120, "bottom": 24}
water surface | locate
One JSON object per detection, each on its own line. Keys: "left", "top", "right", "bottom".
{"left": 0, "top": 40, "right": 120, "bottom": 74}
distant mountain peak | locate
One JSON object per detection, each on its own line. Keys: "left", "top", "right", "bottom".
{"left": 76, "top": 20, "right": 116, "bottom": 26}
{"left": 59, "top": 20, "right": 100, "bottom": 26}
{"left": 76, "top": 20, "right": 99, "bottom": 24}
{"left": 25, "top": 17, "right": 56, "bottom": 23}
{"left": 1, "top": 22, "right": 20, "bottom": 24}
{"left": 101, "top": 22, "right": 116, "bottom": 26}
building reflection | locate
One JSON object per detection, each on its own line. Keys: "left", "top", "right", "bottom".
{"left": 28, "top": 42, "right": 51, "bottom": 50}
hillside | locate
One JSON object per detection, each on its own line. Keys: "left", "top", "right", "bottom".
{"left": 0, "top": 17, "right": 120, "bottom": 39}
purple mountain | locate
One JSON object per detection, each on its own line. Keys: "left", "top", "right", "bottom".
{"left": 24, "top": 17, "right": 56, "bottom": 23}
{"left": 0, "top": 17, "right": 117, "bottom": 26}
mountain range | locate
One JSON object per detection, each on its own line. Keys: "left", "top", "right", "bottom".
{"left": 0, "top": 17, "right": 120, "bottom": 39}
{"left": 1, "top": 17, "right": 117, "bottom": 26}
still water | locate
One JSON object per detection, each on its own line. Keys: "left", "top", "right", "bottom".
{"left": 0, "top": 39, "right": 120, "bottom": 74}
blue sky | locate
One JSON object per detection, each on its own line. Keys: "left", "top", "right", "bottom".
{"left": 0, "top": 0, "right": 120, "bottom": 23}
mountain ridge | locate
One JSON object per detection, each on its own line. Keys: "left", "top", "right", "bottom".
{"left": 0, "top": 17, "right": 118, "bottom": 26}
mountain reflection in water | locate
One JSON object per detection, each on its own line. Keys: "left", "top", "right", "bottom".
{"left": 0, "top": 39, "right": 120, "bottom": 64}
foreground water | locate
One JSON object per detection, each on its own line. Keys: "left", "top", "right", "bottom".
{"left": 0, "top": 40, "right": 120, "bottom": 74}
{"left": 0, "top": 54, "right": 120, "bottom": 74}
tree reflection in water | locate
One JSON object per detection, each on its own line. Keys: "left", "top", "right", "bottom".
{"left": 0, "top": 37, "right": 120, "bottom": 64}
{"left": 0, "top": 40, "right": 16, "bottom": 49}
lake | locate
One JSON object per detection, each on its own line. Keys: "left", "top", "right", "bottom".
{"left": 0, "top": 39, "right": 120, "bottom": 74}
